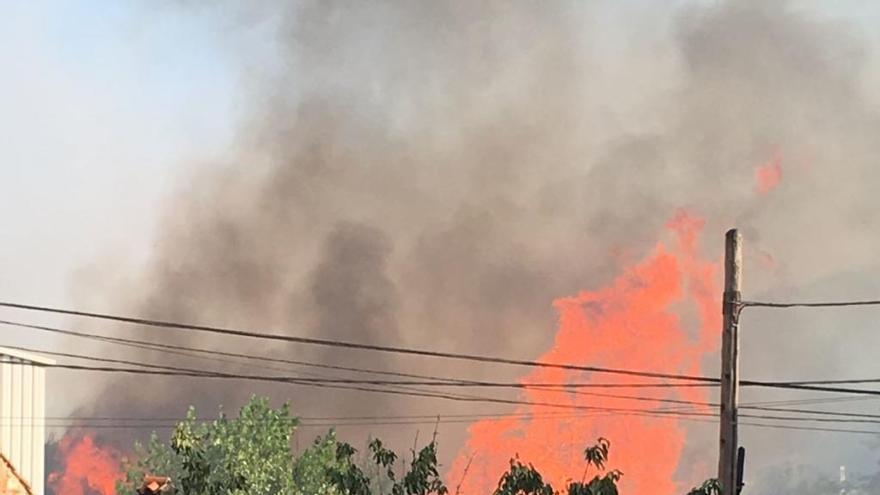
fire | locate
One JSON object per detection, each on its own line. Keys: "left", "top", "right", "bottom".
{"left": 447, "top": 210, "right": 720, "bottom": 494}
{"left": 48, "top": 431, "right": 123, "bottom": 495}
{"left": 755, "top": 155, "right": 783, "bottom": 194}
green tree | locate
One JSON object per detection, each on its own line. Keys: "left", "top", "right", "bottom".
{"left": 684, "top": 479, "right": 721, "bottom": 495}
{"left": 492, "top": 437, "right": 715, "bottom": 495}
{"left": 292, "top": 432, "right": 447, "bottom": 495}
{"left": 290, "top": 431, "right": 350, "bottom": 495}
{"left": 119, "top": 397, "right": 298, "bottom": 495}
{"left": 493, "top": 438, "right": 621, "bottom": 495}
{"left": 121, "top": 396, "right": 447, "bottom": 495}
{"left": 493, "top": 456, "right": 555, "bottom": 495}
{"left": 120, "top": 396, "right": 717, "bottom": 495}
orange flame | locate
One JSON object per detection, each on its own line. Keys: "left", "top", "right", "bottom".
{"left": 755, "top": 155, "right": 783, "bottom": 194}
{"left": 448, "top": 210, "right": 720, "bottom": 494}
{"left": 48, "top": 431, "right": 123, "bottom": 495}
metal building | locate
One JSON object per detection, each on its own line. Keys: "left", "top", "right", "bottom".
{"left": 0, "top": 347, "right": 54, "bottom": 495}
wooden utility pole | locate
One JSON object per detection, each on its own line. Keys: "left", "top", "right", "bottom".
{"left": 718, "top": 229, "right": 742, "bottom": 494}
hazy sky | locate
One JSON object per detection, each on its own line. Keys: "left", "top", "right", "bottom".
{"left": 0, "top": 1, "right": 237, "bottom": 309}
{"left": 3, "top": 0, "right": 880, "bottom": 317}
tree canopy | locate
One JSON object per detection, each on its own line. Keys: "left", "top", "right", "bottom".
{"left": 119, "top": 396, "right": 447, "bottom": 495}
{"left": 119, "top": 396, "right": 718, "bottom": 495}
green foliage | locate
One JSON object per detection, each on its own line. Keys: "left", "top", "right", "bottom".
{"left": 119, "top": 396, "right": 297, "bottom": 495}
{"left": 291, "top": 431, "right": 353, "bottom": 495}
{"left": 119, "top": 431, "right": 184, "bottom": 494}
{"left": 400, "top": 440, "right": 448, "bottom": 495}
{"left": 120, "top": 397, "right": 716, "bottom": 495}
{"left": 582, "top": 438, "right": 610, "bottom": 472}
{"left": 491, "top": 437, "right": 713, "bottom": 495}
{"left": 685, "top": 479, "right": 721, "bottom": 495}
{"left": 493, "top": 457, "right": 555, "bottom": 495}
{"left": 292, "top": 429, "right": 447, "bottom": 495}
{"left": 122, "top": 396, "right": 448, "bottom": 495}
{"left": 493, "top": 438, "right": 622, "bottom": 495}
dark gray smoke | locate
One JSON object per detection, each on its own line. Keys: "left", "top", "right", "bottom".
{"left": 52, "top": 0, "right": 880, "bottom": 490}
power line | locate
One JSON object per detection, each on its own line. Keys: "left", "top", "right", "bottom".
{"left": 28, "top": 422, "right": 880, "bottom": 435}
{"left": 7, "top": 313, "right": 880, "bottom": 401}
{"left": 0, "top": 345, "right": 210, "bottom": 375}
{"left": 0, "top": 301, "right": 721, "bottom": 384}
{"left": 13, "top": 345, "right": 880, "bottom": 433}
{"left": 0, "top": 320, "right": 473, "bottom": 385}
{"left": 0, "top": 321, "right": 714, "bottom": 390}
{"left": 0, "top": 320, "right": 524, "bottom": 407}
{"left": 0, "top": 343, "right": 713, "bottom": 392}
{"left": 0, "top": 352, "right": 872, "bottom": 434}
{"left": 3, "top": 319, "right": 736, "bottom": 430}
{"left": 14, "top": 320, "right": 880, "bottom": 433}
{"left": 0, "top": 350, "right": 716, "bottom": 416}
{"left": 7, "top": 312, "right": 880, "bottom": 438}
{"left": 12, "top": 393, "right": 880, "bottom": 425}
{"left": 8, "top": 412, "right": 880, "bottom": 427}
{"left": 738, "top": 414, "right": 880, "bottom": 425}
{"left": 6, "top": 412, "right": 879, "bottom": 436}
{"left": 739, "top": 422, "right": 880, "bottom": 436}
{"left": 29, "top": 355, "right": 880, "bottom": 397}
{"left": 0, "top": 412, "right": 636, "bottom": 423}
{"left": 0, "top": 345, "right": 780, "bottom": 426}
{"left": 18, "top": 393, "right": 880, "bottom": 424}
{"left": 743, "top": 405, "right": 880, "bottom": 419}
{"left": 740, "top": 394, "right": 880, "bottom": 409}
{"left": 742, "top": 299, "right": 880, "bottom": 310}
{"left": 3, "top": 318, "right": 737, "bottom": 423}
{"left": 6, "top": 303, "right": 880, "bottom": 397}
{"left": 0, "top": 321, "right": 737, "bottom": 426}
{"left": 3, "top": 305, "right": 878, "bottom": 440}
{"left": 0, "top": 345, "right": 541, "bottom": 412}
{"left": 9, "top": 336, "right": 880, "bottom": 399}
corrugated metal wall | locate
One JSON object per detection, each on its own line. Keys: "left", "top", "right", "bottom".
{"left": 0, "top": 349, "right": 51, "bottom": 495}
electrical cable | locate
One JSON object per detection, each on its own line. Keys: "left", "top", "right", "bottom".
{"left": 742, "top": 299, "right": 880, "bottom": 309}
{"left": 5, "top": 307, "right": 880, "bottom": 397}
{"left": 0, "top": 301, "right": 721, "bottom": 384}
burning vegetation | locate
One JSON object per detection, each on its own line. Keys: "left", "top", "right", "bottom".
{"left": 448, "top": 211, "right": 720, "bottom": 493}
{"left": 47, "top": 432, "right": 122, "bottom": 495}
{"left": 45, "top": 209, "right": 723, "bottom": 494}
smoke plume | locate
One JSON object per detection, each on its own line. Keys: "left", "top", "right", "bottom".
{"left": 51, "top": 0, "right": 880, "bottom": 489}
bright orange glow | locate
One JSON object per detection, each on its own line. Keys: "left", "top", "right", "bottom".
{"left": 756, "top": 155, "right": 783, "bottom": 194}
{"left": 447, "top": 210, "right": 720, "bottom": 494}
{"left": 48, "top": 431, "right": 122, "bottom": 495}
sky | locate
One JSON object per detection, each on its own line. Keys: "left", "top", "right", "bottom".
{"left": 5, "top": 1, "right": 880, "bottom": 491}
{"left": 0, "top": 0, "right": 238, "bottom": 311}
{"left": 3, "top": 0, "right": 880, "bottom": 318}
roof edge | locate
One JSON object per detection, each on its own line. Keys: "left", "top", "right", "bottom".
{"left": 0, "top": 453, "right": 34, "bottom": 495}
{"left": 0, "top": 347, "right": 56, "bottom": 365}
